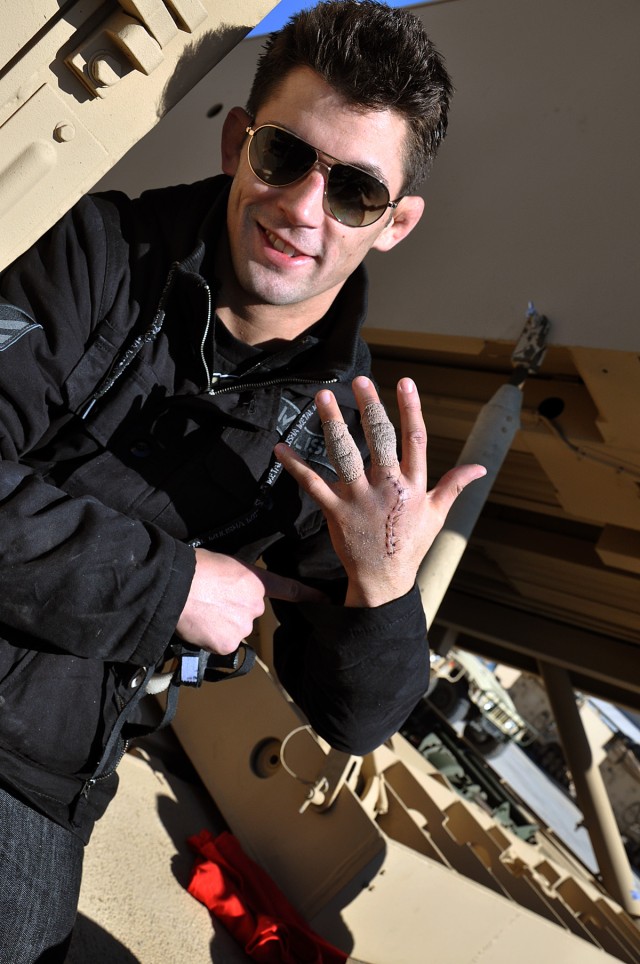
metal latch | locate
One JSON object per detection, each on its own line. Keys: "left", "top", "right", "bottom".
{"left": 66, "top": 0, "right": 207, "bottom": 98}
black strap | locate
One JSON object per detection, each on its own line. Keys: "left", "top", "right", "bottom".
{"left": 175, "top": 641, "right": 256, "bottom": 685}
{"left": 77, "top": 643, "right": 256, "bottom": 802}
{"left": 144, "top": 642, "right": 257, "bottom": 737}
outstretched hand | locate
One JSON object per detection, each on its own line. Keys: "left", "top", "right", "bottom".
{"left": 275, "top": 376, "right": 486, "bottom": 608}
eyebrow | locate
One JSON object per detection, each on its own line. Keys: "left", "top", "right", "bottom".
{"left": 347, "top": 157, "right": 388, "bottom": 186}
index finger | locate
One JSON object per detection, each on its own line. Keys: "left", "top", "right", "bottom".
{"left": 254, "top": 566, "right": 328, "bottom": 604}
{"left": 397, "top": 377, "right": 427, "bottom": 484}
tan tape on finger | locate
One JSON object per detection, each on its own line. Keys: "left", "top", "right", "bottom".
{"left": 322, "top": 419, "right": 365, "bottom": 483}
{"left": 362, "top": 402, "right": 398, "bottom": 466}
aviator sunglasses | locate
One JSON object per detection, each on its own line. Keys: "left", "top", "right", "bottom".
{"left": 245, "top": 124, "right": 401, "bottom": 228}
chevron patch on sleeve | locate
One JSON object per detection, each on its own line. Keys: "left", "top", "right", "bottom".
{"left": 0, "top": 303, "right": 42, "bottom": 351}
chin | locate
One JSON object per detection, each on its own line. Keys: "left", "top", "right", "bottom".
{"left": 243, "top": 272, "right": 313, "bottom": 308}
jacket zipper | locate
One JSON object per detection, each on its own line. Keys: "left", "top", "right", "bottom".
{"left": 81, "top": 264, "right": 179, "bottom": 419}
{"left": 80, "top": 697, "right": 130, "bottom": 799}
{"left": 80, "top": 735, "right": 129, "bottom": 800}
{"left": 208, "top": 374, "right": 339, "bottom": 396}
{"left": 199, "top": 280, "right": 213, "bottom": 388}
{"left": 198, "top": 280, "right": 341, "bottom": 397}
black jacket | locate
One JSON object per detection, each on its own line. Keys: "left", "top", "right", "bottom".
{"left": 0, "top": 176, "right": 429, "bottom": 841}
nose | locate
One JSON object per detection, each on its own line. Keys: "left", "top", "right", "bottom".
{"left": 275, "top": 162, "right": 328, "bottom": 227}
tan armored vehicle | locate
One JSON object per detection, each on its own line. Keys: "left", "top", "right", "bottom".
{"left": 498, "top": 668, "right": 640, "bottom": 868}
{"left": 2, "top": 1, "right": 639, "bottom": 961}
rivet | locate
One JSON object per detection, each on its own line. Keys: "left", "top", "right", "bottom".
{"left": 130, "top": 667, "right": 148, "bottom": 689}
{"left": 53, "top": 122, "right": 76, "bottom": 143}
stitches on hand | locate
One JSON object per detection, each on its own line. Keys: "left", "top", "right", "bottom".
{"left": 385, "top": 476, "right": 408, "bottom": 556}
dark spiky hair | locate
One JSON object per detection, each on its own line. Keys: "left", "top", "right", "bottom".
{"left": 246, "top": 0, "right": 453, "bottom": 193}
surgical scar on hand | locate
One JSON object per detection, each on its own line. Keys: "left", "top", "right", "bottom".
{"left": 385, "top": 477, "right": 408, "bottom": 555}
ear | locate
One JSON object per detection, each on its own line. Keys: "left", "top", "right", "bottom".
{"left": 371, "top": 195, "right": 425, "bottom": 253}
{"left": 221, "top": 107, "right": 252, "bottom": 176}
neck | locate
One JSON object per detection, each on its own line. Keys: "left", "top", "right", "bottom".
{"left": 215, "top": 302, "right": 326, "bottom": 348}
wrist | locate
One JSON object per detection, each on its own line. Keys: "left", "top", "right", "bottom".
{"left": 344, "top": 574, "right": 413, "bottom": 609}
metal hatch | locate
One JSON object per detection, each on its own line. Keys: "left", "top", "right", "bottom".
{"left": 0, "top": 0, "right": 279, "bottom": 271}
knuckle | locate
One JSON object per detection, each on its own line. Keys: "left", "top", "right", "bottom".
{"left": 247, "top": 591, "right": 266, "bottom": 620}
{"left": 221, "top": 639, "right": 241, "bottom": 655}
{"left": 407, "top": 428, "right": 426, "bottom": 447}
{"left": 306, "top": 474, "right": 329, "bottom": 499}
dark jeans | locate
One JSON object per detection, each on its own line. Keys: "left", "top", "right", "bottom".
{"left": 0, "top": 786, "right": 84, "bottom": 963}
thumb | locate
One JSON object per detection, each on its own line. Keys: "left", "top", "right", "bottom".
{"left": 428, "top": 463, "right": 487, "bottom": 517}
{"left": 255, "top": 567, "right": 329, "bottom": 604}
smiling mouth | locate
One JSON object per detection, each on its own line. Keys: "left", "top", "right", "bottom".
{"left": 264, "top": 228, "right": 306, "bottom": 259}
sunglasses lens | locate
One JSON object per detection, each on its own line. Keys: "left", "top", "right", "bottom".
{"left": 249, "top": 126, "right": 317, "bottom": 186}
{"left": 248, "top": 126, "right": 392, "bottom": 227}
{"left": 327, "top": 164, "right": 391, "bottom": 227}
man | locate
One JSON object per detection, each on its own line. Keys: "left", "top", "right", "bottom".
{"left": 0, "top": 1, "right": 484, "bottom": 959}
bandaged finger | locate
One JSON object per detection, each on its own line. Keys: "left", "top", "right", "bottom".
{"left": 322, "top": 419, "right": 365, "bottom": 483}
{"left": 362, "top": 402, "right": 398, "bottom": 466}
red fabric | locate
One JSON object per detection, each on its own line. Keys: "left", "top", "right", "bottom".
{"left": 187, "top": 830, "right": 348, "bottom": 963}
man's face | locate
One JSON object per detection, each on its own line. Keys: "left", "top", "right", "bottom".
{"left": 221, "top": 66, "right": 422, "bottom": 330}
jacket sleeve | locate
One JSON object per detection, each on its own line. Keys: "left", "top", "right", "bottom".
{"left": 263, "top": 523, "right": 430, "bottom": 756}
{"left": 0, "top": 198, "right": 195, "bottom": 666}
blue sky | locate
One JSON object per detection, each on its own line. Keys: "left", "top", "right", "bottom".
{"left": 250, "top": 0, "right": 423, "bottom": 37}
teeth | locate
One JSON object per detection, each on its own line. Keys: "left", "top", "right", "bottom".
{"left": 266, "top": 230, "right": 299, "bottom": 258}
